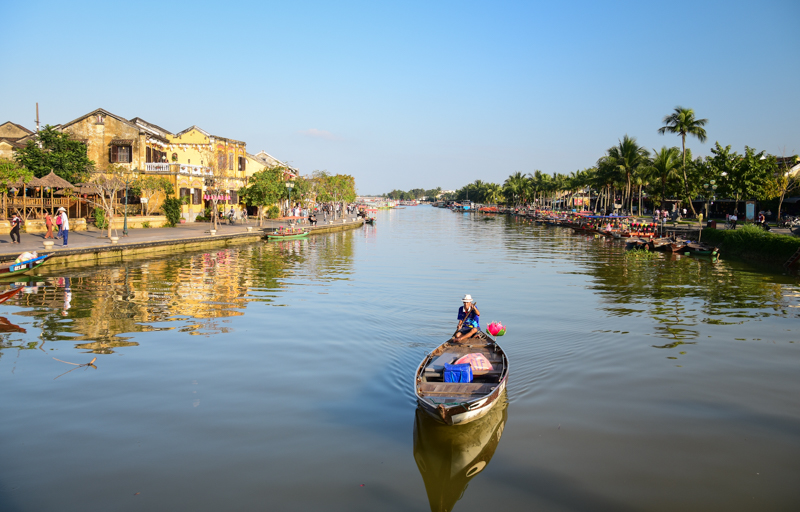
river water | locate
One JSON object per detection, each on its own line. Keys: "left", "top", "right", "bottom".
{"left": 1, "top": 206, "right": 799, "bottom": 512}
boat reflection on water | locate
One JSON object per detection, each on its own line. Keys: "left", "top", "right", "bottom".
{"left": 0, "top": 316, "right": 25, "bottom": 333}
{"left": 413, "top": 392, "right": 508, "bottom": 512}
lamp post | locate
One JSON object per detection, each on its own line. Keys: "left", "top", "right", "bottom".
{"left": 702, "top": 180, "right": 717, "bottom": 221}
{"left": 122, "top": 168, "right": 137, "bottom": 237}
{"left": 286, "top": 180, "right": 294, "bottom": 221}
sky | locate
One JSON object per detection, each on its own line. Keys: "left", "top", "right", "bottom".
{"left": 3, "top": 0, "right": 799, "bottom": 194}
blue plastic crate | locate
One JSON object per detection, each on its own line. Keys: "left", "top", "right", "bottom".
{"left": 444, "top": 363, "right": 473, "bottom": 383}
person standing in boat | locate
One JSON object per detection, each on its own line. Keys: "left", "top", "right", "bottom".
{"left": 454, "top": 295, "right": 481, "bottom": 342}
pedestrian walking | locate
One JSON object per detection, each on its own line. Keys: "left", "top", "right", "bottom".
{"left": 9, "top": 213, "right": 21, "bottom": 244}
{"left": 57, "top": 207, "right": 70, "bottom": 246}
{"left": 55, "top": 209, "right": 63, "bottom": 238}
{"left": 44, "top": 212, "right": 54, "bottom": 239}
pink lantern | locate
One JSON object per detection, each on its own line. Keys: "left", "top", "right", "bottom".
{"left": 487, "top": 321, "right": 506, "bottom": 336}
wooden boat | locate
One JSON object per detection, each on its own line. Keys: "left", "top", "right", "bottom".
{"left": 413, "top": 394, "right": 507, "bottom": 512}
{"left": 648, "top": 237, "right": 674, "bottom": 251}
{"left": 626, "top": 238, "right": 652, "bottom": 250}
{"left": 364, "top": 217, "right": 376, "bottom": 224}
{"left": 414, "top": 330, "right": 509, "bottom": 426}
{"left": 265, "top": 229, "right": 309, "bottom": 240}
{"left": 681, "top": 242, "right": 720, "bottom": 258}
{"left": 0, "top": 254, "right": 52, "bottom": 280}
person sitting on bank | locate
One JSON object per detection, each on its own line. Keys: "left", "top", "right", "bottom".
{"left": 454, "top": 294, "right": 481, "bottom": 342}
{"left": 308, "top": 214, "right": 317, "bottom": 226}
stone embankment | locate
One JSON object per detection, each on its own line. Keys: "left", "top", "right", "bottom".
{"left": 0, "top": 216, "right": 364, "bottom": 269}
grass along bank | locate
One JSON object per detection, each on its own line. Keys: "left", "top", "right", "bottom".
{"left": 701, "top": 224, "right": 800, "bottom": 266}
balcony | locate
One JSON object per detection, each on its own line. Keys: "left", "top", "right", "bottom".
{"left": 145, "top": 163, "right": 171, "bottom": 174}
{"left": 143, "top": 163, "right": 211, "bottom": 176}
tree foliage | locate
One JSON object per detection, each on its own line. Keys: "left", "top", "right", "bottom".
{"left": 312, "top": 171, "right": 356, "bottom": 218}
{"left": 0, "top": 158, "right": 34, "bottom": 190}
{"left": 13, "top": 125, "right": 94, "bottom": 183}
{"left": 83, "top": 164, "right": 133, "bottom": 238}
{"left": 658, "top": 106, "right": 708, "bottom": 214}
{"left": 132, "top": 176, "right": 174, "bottom": 215}
{"left": 239, "top": 166, "right": 286, "bottom": 225}
{"left": 162, "top": 197, "right": 185, "bottom": 227}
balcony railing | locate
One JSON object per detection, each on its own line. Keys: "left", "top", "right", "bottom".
{"left": 145, "top": 163, "right": 171, "bottom": 173}
{"left": 179, "top": 164, "right": 212, "bottom": 176}
{"left": 143, "top": 163, "right": 212, "bottom": 176}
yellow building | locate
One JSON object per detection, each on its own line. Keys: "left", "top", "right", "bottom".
{"left": 18, "top": 108, "right": 292, "bottom": 223}
{"left": 0, "top": 121, "right": 33, "bottom": 160}
{"left": 166, "top": 126, "right": 248, "bottom": 222}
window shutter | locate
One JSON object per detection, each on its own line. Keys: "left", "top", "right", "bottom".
{"left": 146, "top": 147, "right": 151, "bottom": 163}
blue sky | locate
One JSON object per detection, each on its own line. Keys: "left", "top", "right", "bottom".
{"left": 3, "top": 0, "right": 798, "bottom": 194}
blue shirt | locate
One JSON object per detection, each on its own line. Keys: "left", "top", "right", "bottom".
{"left": 457, "top": 306, "right": 480, "bottom": 329}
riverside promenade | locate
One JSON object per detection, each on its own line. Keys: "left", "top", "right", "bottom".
{"left": 0, "top": 215, "right": 364, "bottom": 268}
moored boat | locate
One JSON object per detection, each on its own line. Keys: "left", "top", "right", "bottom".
{"left": 265, "top": 228, "right": 309, "bottom": 240}
{"left": 414, "top": 329, "right": 508, "bottom": 426}
{"left": 0, "top": 254, "right": 52, "bottom": 280}
{"left": 681, "top": 242, "right": 720, "bottom": 258}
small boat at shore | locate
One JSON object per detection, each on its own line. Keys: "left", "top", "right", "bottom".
{"left": 0, "top": 254, "right": 52, "bottom": 280}
{"left": 265, "top": 228, "right": 309, "bottom": 240}
{"left": 364, "top": 217, "right": 376, "bottom": 224}
{"left": 681, "top": 242, "right": 720, "bottom": 258}
{"left": 414, "top": 330, "right": 508, "bottom": 426}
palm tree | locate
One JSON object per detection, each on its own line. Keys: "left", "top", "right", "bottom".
{"left": 503, "top": 172, "right": 526, "bottom": 208}
{"left": 648, "top": 146, "right": 681, "bottom": 208}
{"left": 595, "top": 155, "right": 623, "bottom": 213}
{"left": 606, "top": 135, "right": 649, "bottom": 214}
{"left": 658, "top": 106, "right": 708, "bottom": 215}
{"left": 484, "top": 183, "right": 502, "bottom": 205}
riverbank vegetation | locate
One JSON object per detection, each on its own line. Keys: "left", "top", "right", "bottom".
{"left": 239, "top": 166, "right": 356, "bottom": 224}
{"left": 701, "top": 225, "right": 800, "bottom": 265}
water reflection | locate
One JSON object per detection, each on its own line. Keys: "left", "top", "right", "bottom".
{"left": 0, "top": 232, "right": 356, "bottom": 356}
{"left": 413, "top": 395, "right": 508, "bottom": 512}
{"left": 0, "top": 316, "right": 25, "bottom": 333}
{"left": 497, "top": 217, "right": 800, "bottom": 348}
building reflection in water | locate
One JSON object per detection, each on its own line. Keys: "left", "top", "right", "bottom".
{"left": 0, "top": 233, "right": 355, "bottom": 355}
{"left": 413, "top": 394, "right": 508, "bottom": 512}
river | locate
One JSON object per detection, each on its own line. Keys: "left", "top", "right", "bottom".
{"left": 1, "top": 206, "right": 799, "bottom": 511}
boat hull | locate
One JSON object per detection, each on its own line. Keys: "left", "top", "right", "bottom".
{"left": 0, "top": 254, "right": 52, "bottom": 279}
{"left": 417, "top": 378, "right": 507, "bottom": 426}
{"left": 414, "top": 331, "right": 509, "bottom": 426}
{"left": 265, "top": 232, "right": 309, "bottom": 240}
